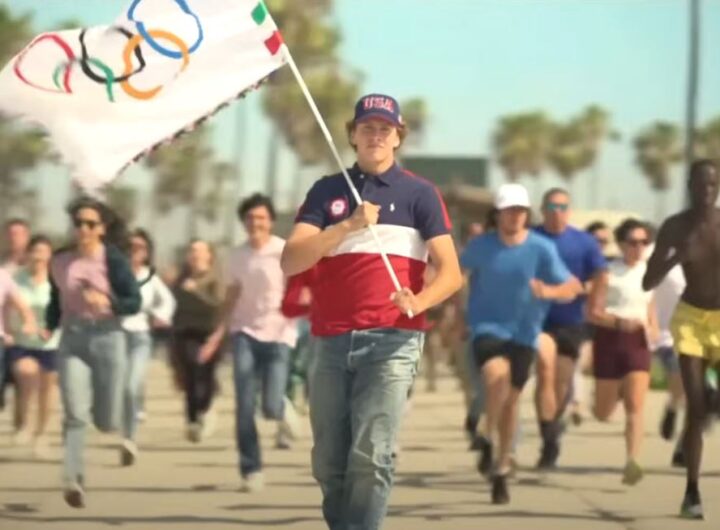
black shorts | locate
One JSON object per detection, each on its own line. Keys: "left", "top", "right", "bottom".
{"left": 545, "top": 324, "right": 590, "bottom": 361}
{"left": 472, "top": 335, "right": 536, "bottom": 390}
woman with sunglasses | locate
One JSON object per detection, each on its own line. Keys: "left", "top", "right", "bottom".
{"left": 47, "top": 197, "right": 140, "bottom": 508}
{"left": 586, "top": 218, "right": 658, "bottom": 486}
{"left": 8, "top": 235, "right": 58, "bottom": 458}
{"left": 170, "top": 239, "right": 223, "bottom": 442}
{"left": 119, "top": 229, "right": 175, "bottom": 466}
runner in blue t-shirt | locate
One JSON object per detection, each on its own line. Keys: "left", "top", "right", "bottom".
{"left": 461, "top": 183, "right": 579, "bottom": 505}
{"left": 532, "top": 188, "right": 606, "bottom": 469}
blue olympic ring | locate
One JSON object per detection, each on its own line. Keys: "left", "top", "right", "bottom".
{"left": 127, "top": 0, "right": 204, "bottom": 59}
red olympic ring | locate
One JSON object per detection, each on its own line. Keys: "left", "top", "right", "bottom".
{"left": 13, "top": 34, "right": 76, "bottom": 94}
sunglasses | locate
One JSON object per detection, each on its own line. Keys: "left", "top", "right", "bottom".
{"left": 545, "top": 203, "right": 569, "bottom": 212}
{"left": 73, "top": 218, "right": 101, "bottom": 230}
{"left": 625, "top": 239, "right": 648, "bottom": 247}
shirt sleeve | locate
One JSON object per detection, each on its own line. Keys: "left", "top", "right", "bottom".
{"left": 414, "top": 184, "right": 452, "bottom": 241}
{"left": 149, "top": 276, "right": 177, "bottom": 325}
{"left": 539, "top": 243, "right": 571, "bottom": 285}
{"left": 295, "top": 180, "right": 328, "bottom": 229}
{"left": 584, "top": 235, "right": 607, "bottom": 277}
{"left": 460, "top": 238, "right": 482, "bottom": 270}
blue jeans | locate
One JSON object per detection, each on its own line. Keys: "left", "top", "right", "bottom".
{"left": 122, "top": 330, "right": 152, "bottom": 441}
{"left": 310, "top": 328, "right": 422, "bottom": 530}
{"left": 231, "top": 332, "right": 291, "bottom": 476}
{"left": 58, "top": 319, "right": 126, "bottom": 485}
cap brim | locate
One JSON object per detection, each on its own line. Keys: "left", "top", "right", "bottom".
{"left": 355, "top": 112, "right": 402, "bottom": 127}
{"left": 495, "top": 202, "right": 531, "bottom": 210}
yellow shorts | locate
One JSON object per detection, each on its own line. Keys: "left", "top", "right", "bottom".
{"left": 670, "top": 301, "right": 720, "bottom": 362}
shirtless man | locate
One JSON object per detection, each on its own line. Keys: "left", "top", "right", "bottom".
{"left": 643, "top": 159, "right": 720, "bottom": 520}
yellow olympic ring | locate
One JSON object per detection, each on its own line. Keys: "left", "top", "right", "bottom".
{"left": 121, "top": 29, "right": 190, "bottom": 100}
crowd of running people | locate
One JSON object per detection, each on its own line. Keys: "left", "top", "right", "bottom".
{"left": 0, "top": 93, "right": 718, "bottom": 528}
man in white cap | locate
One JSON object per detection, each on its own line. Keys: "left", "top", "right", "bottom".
{"left": 460, "top": 183, "right": 580, "bottom": 505}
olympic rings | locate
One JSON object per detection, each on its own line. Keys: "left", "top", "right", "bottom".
{"left": 127, "top": 0, "right": 204, "bottom": 59}
{"left": 12, "top": 2, "right": 203, "bottom": 103}
{"left": 79, "top": 27, "right": 146, "bottom": 85}
{"left": 121, "top": 30, "right": 190, "bottom": 101}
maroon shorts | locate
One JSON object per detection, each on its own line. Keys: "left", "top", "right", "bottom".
{"left": 592, "top": 327, "right": 650, "bottom": 380}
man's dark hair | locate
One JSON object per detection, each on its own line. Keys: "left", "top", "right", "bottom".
{"left": 613, "top": 218, "right": 648, "bottom": 244}
{"left": 237, "top": 193, "right": 276, "bottom": 221}
{"left": 541, "top": 187, "right": 570, "bottom": 207}
{"left": 689, "top": 159, "right": 717, "bottom": 184}
{"left": 5, "top": 218, "right": 29, "bottom": 230}
{"left": 585, "top": 221, "right": 608, "bottom": 235}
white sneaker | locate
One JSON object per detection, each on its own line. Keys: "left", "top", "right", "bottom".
{"left": 241, "top": 472, "right": 265, "bottom": 493}
{"left": 186, "top": 422, "right": 202, "bottom": 443}
{"left": 200, "top": 407, "right": 217, "bottom": 439}
{"left": 136, "top": 410, "right": 147, "bottom": 423}
{"left": 275, "top": 426, "right": 292, "bottom": 450}
{"left": 280, "top": 397, "right": 301, "bottom": 440}
{"left": 13, "top": 428, "right": 32, "bottom": 446}
{"left": 33, "top": 435, "right": 51, "bottom": 460}
{"left": 120, "top": 439, "right": 138, "bottom": 467}
{"left": 63, "top": 480, "right": 85, "bottom": 509}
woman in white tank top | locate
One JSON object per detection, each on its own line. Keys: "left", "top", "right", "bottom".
{"left": 587, "top": 219, "right": 659, "bottom": 486}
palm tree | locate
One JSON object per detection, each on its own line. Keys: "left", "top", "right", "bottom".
{"left": 694, "top": 116, "right": 720, "bottom": 159}
{"left": 401, "top": 98, "right": 428, "bottom": 148}
{"left": 107, "top": 186, "right": 139, "bottom": 225}
{"left": 492, "top": 112, "right": 554, "bottom": 181}
{"left": 145, "top": 126, "right": 230, "bottom": 238}
{"left": 548, "top": 119, "right": 594, "bottom": 189}
{"left": 574, "top": 105, "right": 620, "bottom": 205}
{"left": 633, "top": 122, "right": 683, "bottom": 219}
{"left": 0, "top": 6, "right": 50, "bottom": 222}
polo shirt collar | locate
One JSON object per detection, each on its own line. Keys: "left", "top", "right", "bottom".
{"left": 350, "top": 162, "right": 399, "bottom": 186}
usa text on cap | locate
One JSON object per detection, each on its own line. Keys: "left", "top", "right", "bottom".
{"left": 354, "top": 94, "right": 403, "bottom": 127}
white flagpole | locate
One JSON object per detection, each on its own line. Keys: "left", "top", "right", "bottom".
{"left": 280, "top": 44, "right": 413, "bottom": 317}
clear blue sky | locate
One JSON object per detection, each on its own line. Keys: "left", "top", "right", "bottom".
{"left": 7, "top": 0, "right": 720, "bottom": 243}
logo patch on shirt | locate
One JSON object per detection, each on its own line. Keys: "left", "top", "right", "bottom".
{"left": 329, "top": 198, "right": 349, "bottom": 218}
{"left": 389, "top": 203, "right": 395, "bottom": 212}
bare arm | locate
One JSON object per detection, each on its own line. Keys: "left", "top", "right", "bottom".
{"left": 643, "top": 219, "right": 682, "bottom": 291}
{"left": 9, "top": 290, "right": 37, "bottom": 336}
{"left": 532, "top": 276, "right": 582, "bottom": 302}
{"left": 392, "top": 235, "right": 463, "bottom": 315}
{"left": 646, "top": 295, "right": 660, "bottom": 345}
{"left": 197, "top": 283, "right": 241, "bottom": 363}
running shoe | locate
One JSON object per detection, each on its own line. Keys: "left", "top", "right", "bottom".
{"left": 241, "top": 472, "right": 265, "bottom": 493}
{"left": 622, "top": 460, "right": 644, "bottom": 486}
{"left": 120, "top": 439, "right": 138, "bottom": 467}
{"left": 680, "top": 493, "right": 704, "bottom": 520}
{"left": 476, "top": 436, "right": 493, "bottom": 477}
{"left": 63, "top": 477, "right": 85, "bottom": 509}
{"left": 536, "top": 441, "right": 560, "bottom": 470}
{"left": 660, "top": 407, "right": 677, "bottom": 441}
{"left": 672, "top": 449, "right": 686, "bottom": 468}
{"left": 491, "top": 474, "right": 510, "bottom": 505}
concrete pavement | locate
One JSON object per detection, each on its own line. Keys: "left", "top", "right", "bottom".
{"left": 1, "top": 359, "right": 719, "bottom": 530}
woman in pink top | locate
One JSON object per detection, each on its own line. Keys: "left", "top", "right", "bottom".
{"left": 47, "top": 197, "right": 140, "bottom": 509}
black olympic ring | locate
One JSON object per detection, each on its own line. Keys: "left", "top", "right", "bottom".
{"left": 78, "top": 26, "right": 147, "bottom": 85}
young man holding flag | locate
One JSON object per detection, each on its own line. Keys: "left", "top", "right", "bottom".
{"left": 282, "top": 94, "right": 462, "bottom": 530}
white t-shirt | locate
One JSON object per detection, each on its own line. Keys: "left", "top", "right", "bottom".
{"left": 122, "top": 267, "right": 177, "bottom": 333}
{"left": 605, "top": 260, "right": 653, "bottom": 324}
{"left": 653, "top": 265, "right": 685, "bottom": 348}
{"left": 227, "top": 236, "right": 297, "bottom": 348}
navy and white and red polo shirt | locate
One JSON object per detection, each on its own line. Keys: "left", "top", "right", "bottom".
{"left": 295, "top": 163, "right": 452, "bottom": 336}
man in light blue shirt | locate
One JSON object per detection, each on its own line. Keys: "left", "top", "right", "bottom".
{"left": 460, "top": 183, "right": 579, "bottom": 505}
